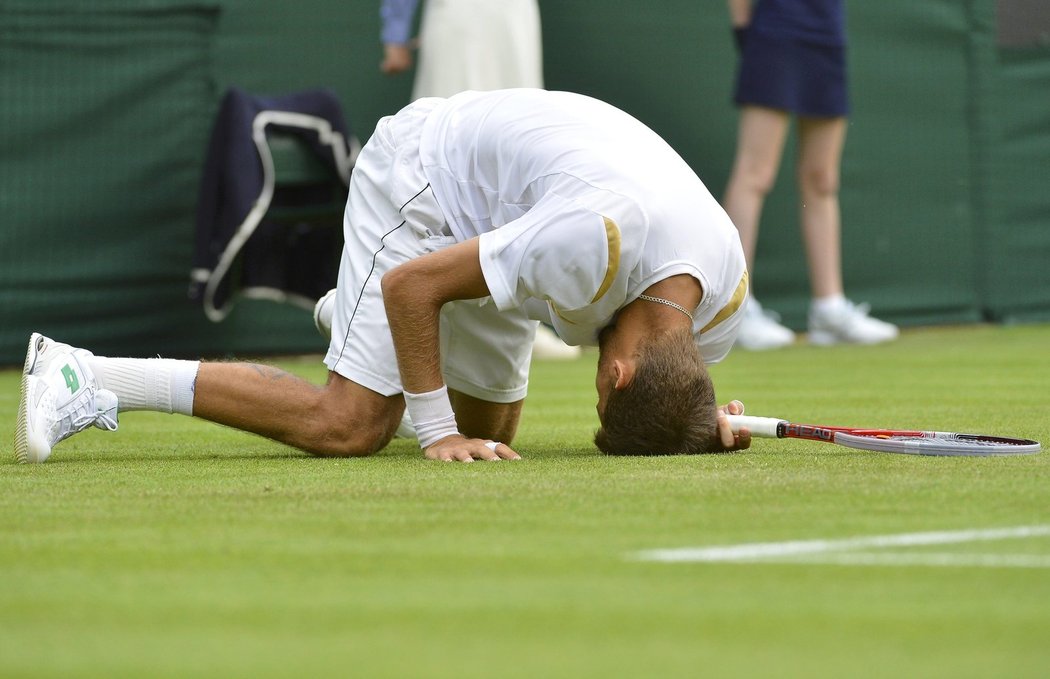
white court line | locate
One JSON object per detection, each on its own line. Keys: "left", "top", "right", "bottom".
{"left": 633, "top": 525, "right": 1050, "bottom": 567}
{"left": 784, "top": 552, "right": 1050, "bottom": 569}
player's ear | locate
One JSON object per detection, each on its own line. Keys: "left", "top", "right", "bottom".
{"left": 612, "top": 360, "right": 634, "bottom": 390}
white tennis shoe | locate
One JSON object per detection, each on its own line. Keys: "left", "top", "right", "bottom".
{"left": 14, "top": 333, "right": 118, "bottom": 463}
{"left": 808, "top": 300, "right": 899, "bottom": 346}
{"left": 531, "top": 324, "right": 581, "bottom": 360}
{"left": 735, "top": 299, "right": 796, "bottom": 350}
{"left": 313, "top": 288, "right": 336, "bottom": 341}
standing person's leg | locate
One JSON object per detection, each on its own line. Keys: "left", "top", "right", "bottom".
{"left": 723, "top": 105, "right": 795, "bottom": 350}
{"left": 723, "top": 105, "right": 791, "bottom": 272}
{"left": 797, "top": 116, "right": 899, "bottom": 345}
{"left": 796, "top": 115, "right": 846, "bottom": 300}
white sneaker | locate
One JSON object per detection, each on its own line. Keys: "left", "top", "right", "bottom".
{"left": 14, "top": 333, "right": 119, "bottom": 463}
{"left": 531, "top": 324, "right": 581, "bottom": 360}
{"left": 314, "top": 288, "right": 336, "bottom": 341}
{"left": 735, "top": 299, "right": 796, "bottom": 350}
{"left": 808, "top": 300, "right": 899, "bottom": 346}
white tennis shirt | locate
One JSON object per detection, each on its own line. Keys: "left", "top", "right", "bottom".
{"left": 419, "top": 89, "right": 748, "bottom": 362}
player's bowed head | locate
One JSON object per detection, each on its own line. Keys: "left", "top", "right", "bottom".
{"left": 593, "top": 325, "right": 751, "bottom": 456}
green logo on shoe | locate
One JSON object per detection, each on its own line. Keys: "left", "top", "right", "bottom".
{"left": 61, "top": 364, "right": 80, "bottom": 394}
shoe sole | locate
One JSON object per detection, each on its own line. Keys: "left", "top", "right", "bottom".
{"left": 736, "top": 338, "right": 795, "bottom": 351}
{"left": 808, "top": 329, "right": 899, "bottom": 346}
{"left": 13, "top": 333, "right": 42, "bottom": 463}
{"left": 807, "top": 330, "right": 839, "bottom": 347}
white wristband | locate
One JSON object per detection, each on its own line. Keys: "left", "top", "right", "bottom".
{"left": 403, "top": 385, "right": 460, "bottom": 449}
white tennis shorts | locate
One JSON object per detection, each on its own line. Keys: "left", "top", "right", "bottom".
{"left": 323, "top": 98, "right": 535, "bottom": 404}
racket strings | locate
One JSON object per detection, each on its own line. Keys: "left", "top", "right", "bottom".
{"left": 865, "top": 433, "right": 1034, "bottom": 447}
{"left": 837, "top": 430, "right": 1040, "bottom": 456}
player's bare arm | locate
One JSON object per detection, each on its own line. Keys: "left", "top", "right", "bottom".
{"left": 382, "top": 238, "right": 522, "bottom": 462}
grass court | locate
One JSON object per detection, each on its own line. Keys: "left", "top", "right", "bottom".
{"left": 2, "top": 324, "right": 1049, "bottom": 678}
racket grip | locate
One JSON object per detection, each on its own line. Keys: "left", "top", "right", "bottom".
{"left": 726, "top": 415, "right": 785, "bottom": 438}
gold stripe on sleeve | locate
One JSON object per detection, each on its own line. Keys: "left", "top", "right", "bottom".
{"left": 701, "top": 270, "right": 749, "bottom": 334}
{"left": 548, "top": 300, "right": 576, "bottom": 324}
{"left": 590, "top": 216, "right": 622, "bottom": 304}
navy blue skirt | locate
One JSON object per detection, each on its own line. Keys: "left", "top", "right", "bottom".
{"left": 734, "top": 30, "right": 849, "bottom": 117}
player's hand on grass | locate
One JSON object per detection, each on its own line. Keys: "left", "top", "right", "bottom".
{"left": 424, "top": 435, "right": 522, "bottom": 463}
{"left": 717, "top": 399, "right": 751, "bottom": 451}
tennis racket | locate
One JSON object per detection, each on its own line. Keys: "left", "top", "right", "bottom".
{"left": 727, "top": 415, "right": 1041, "bottom": 457}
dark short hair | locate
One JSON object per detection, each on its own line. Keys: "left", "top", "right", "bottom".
{"left": 594, "top": 329, "right": 722, "bottom": 456}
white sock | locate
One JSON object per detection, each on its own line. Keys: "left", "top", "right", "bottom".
{"left": 87, "top": 357, "right": 200, "bottom": 415}
{"left": 811, "top": 294, "right": 848, "bottom": 316}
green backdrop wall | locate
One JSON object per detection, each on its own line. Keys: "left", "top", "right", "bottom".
{"left": 1, "top": 0, "right": 1048, "bottom": 365}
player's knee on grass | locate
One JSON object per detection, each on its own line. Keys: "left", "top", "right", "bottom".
{"left": 306, "top": 421, "right": 395, "bottom": 458}
{"left": 302, "top": 388, "right": 403, "bottom": 458}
